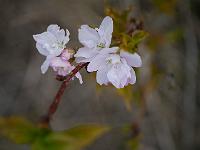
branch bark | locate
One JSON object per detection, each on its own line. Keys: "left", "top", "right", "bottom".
{"left": 40, "top": 62, "right": 88, "bottom": 127}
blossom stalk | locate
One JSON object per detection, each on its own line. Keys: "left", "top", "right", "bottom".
{"left": 41, "top": 62, "right": 88, "bottom": 126}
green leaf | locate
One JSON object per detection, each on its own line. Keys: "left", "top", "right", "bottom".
{"left": 0, "top": 117, "right": 39, "bottom": 144}
{"left": 119, "top": 31, "right": 148, "bottom": 53}
{"left": 131, "top": 31, "right": 148, "bottom": 46}
{"left": 32, "top": 124, "right": 110, "bottom": 150}
{"left": 0, "top": 117, "right": 109, "bottom": 150}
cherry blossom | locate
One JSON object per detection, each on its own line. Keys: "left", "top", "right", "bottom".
{"left": 74, "top": 16, "right": 114, "bottom": 63}
{"left": 33, "top": 17, "right": 142, "bottom": 88}
{"left": 33, "top": 24, "right": 70, "bottom": 73}
{"left": 74, "top": 16, "right": 142, "bottom": 88}
{"left": 87, "top": 50, "right": 142, "bottom": 88}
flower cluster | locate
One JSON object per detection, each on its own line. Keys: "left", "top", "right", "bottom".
{"left": 75, "top": 16, "right": 142, "bottom": 88}
{"left": 33, "top": 16, "right": 142, "bottom": 88}
{"left": 33, "top": 25, "right": 82, "bottom": 84}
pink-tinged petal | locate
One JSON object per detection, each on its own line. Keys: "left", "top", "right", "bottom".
{"left": 61, "top": 50, "right": 71, "bottom": 61}
{"left": 107, "top": 61, "right": 131, "bottom": 88}
{"left": 47, "top": 24, "right": 60, "bottom": 33}
{"left": 120, "top": 51, "right": 142, "bottom": 67}
{"left": 78, "top": 25, "right": 100, "bottom": 48}
{"left": 33, "top": 25, "right": 70, "bottom": 59}
{"left": 99, "top": 47, "right": 119, "bottom": 55}
{"left": 33, "top": 32, "right": 63, "bottom": 57}
{"left": 107, "top": 66, "right": 121, "bottom": 88}
{"left": 107, "top": 54, "right": 121, "bottom": 64}
{"left": 56, "top": 28, "right": 69, "bottom": 45}
{"left": 41, "top": 58, "right": 51, "bottom": 74}
{"left": 75, "top": 57, "right": 94, "bottom": 63}
{"left": 87, "top": 54, "right": 107, "bottom": 72}
{"left": 69, "top": 65, "right": 83, "bottom": 84}
{"left": 96, "top": 66, "right": 110, "bottom": 85}
{"left": 47, "top": 24, "right": 70, "bottom": 45}
{"left": 74, "top": 47, "right": 98, "bottom": 59}
{"left": 50, "top": 57, "right": 73, "bottom": 76}
{"left": 36, "top": 43, "right": 49, "bottom": 56}
{"left": 65, "top": 29, "right": 70, "bottom": 44}
{"left": 50, "top": 57, "right": 71, "bottom": 68}
{"left": 98, "top": 16, "right": 113, "bottom": 47}
{"left": 99, "top": 16, "right": 113, "bottom": 36}
{"left": 33, "top": 32, "right": 56, "bottom": 46}
{"left": 120, "top": 59, "right": 132, "bottom": 86}
{"left": 57, "top": 69, "right": 68, "bottom": 76}
{"left": 75, "top": 72, "right": 83, "bottom": 84}
{"left": 128, "top": 68, "right": 136, "bottom": 85}
{"left": 41, "top": 55, "right": 56, "bottom": 74}
{"left": 75, "top": 57, "right": 87, "bottom": 63}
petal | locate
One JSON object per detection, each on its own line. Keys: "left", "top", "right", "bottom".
{"left": 41, "top": 58, "right": 51, "bottom": 74}
{"left": 64, "top": 29, "right": 70, "bottom": 44}
{"left": 75, "top": 57, "right": 88, "bottom": 63}
{"left": 87, "top": 54, "right": 107, "bottom": 72}
{"left": 107, "top": 66, "right": 121, "bottom": 88}
{"left": 75, "top": 57, "right": 94, "bottom": 63}
{"left": 47, "top": 24, "right": 60, "bottom": 32}
{"left": 33, "top": 32, "right": 56, "bottom": 46}
{"left": 61, "top": 49, "right": 71, "bottom": 61}
{"left": 107, "top": 61, "right": 131, "bottom": 88}
{"left": 128, "top": 68, "right": 136, "bottom": 85}
{"left": 75, "top": 72, "right": 83, "bottom": 84}
{"left": 98, "top": 16, "right": 113, "bottom": 47}
{"left": 50, "top": 57, "right": 70, "bottom": 68}
{"left": 98, "top": 16, "right": 113, "bottom": 36}
{"left": 120, "top": 51, "right": 142, "bottom": 67}
{"left": 57, "top": 28, "right": 68, "bottom": 44}
{"left": 99, "top": 47, "right": 119, "bottom": 55}
{"left": 96, "top": 66, "right": 110, "bottom": 85}
{"left": 78, "top": 25, "right": 100, "bottom": 48}
{"left": 107, "top": 54, "right": 121, "bottom": 64}
{"left": 47, "top": 25, "right": 63, "bottom": 40}
{"left": 33, "top": 25, "right": 68, "bottom": 60}
{"left": 33, "top": 32, "right": 63, "bottom": 57}
{"left": 74, "top": 47, "right": 98, "bottom": 59}
{"left": 47, "top": 24, "right": 70, "bottom": 45}
{"left": 35, "top": 43, "right": 49, "bottom": 56}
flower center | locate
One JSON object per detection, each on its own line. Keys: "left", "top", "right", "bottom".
{"left": 97, "top": 42, "right": 105, "bottom": 48}
{"left": 106, "top": 54, "right": 121, "bottom": 65}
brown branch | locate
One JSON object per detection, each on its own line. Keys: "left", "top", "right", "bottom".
{"left": 40, "top": 62, "right": 88, "bottom": 127}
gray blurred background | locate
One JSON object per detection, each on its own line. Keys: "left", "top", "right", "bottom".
{"left": 0, "top": 0, "right": 200, "bottom": 150}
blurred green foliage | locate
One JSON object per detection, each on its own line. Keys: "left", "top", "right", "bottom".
{"left": 0, "top": 117, "right": 109, "bottom": 150}
{"left": 152, "top": 0, "right": 178, "bottom": 14}
{"left": 117, "top": 85, "right": 142, "bottom": 111}
{"left": 105, "top": 7, "right": 148, "bottom": 53}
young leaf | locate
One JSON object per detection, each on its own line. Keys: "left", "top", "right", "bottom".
{"left": 32, "top": 124, "right": 110, "bottom": 150}
{"left": 0, "top": 117, "right": 38, "bottom": 144}
{"left": 119, "top": 31, "right": 148, "bottom": 53}
{"left": 131, "top": 31, "right": 148, "bottom": 46}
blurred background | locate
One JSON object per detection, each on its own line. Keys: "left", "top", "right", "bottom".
{"left": 0, "top": 0, "right": 200, "bottom": 149}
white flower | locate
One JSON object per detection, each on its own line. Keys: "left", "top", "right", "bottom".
{"left": 33, "top": 24, "right": 70, "bottom": 73}
{"left": 87, "top": 50, "right": 142, "bottom": 88}
{"left": 74, "top": 16, "right": 114, "bottom": 63}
